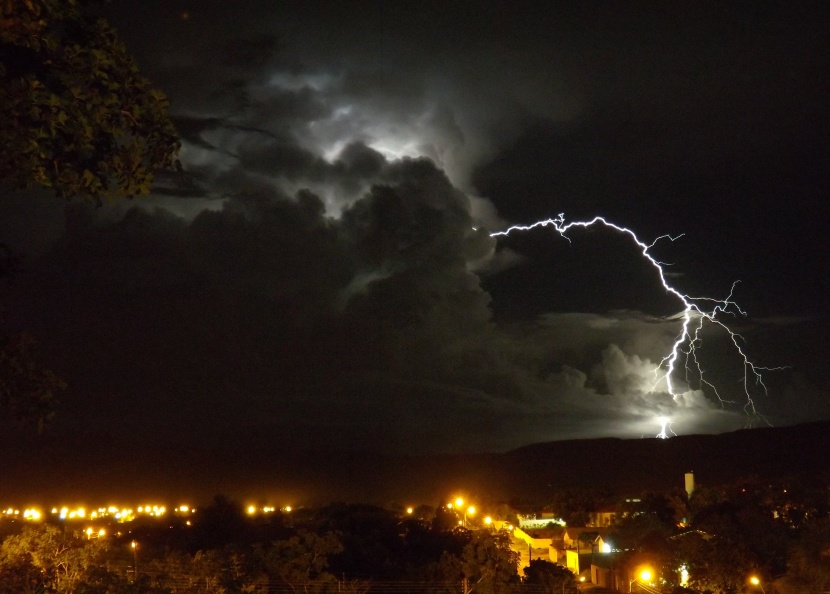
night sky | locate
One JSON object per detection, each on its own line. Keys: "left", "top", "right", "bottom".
{"left": 1, "top": 1, "right": 827, "bottom": 462}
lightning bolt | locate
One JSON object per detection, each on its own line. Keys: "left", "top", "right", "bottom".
{"left": 657, "top": 416, "right": 676, "bottom": 439}
{"left": 491, "top": 214, "right": 784, "bottom": 437}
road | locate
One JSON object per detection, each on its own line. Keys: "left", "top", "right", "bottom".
{"left": 509, "top": 534, "right": 532, "bottom": 573}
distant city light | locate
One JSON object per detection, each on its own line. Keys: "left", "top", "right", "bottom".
{"left": 17, "top": 504, "right": 185, "bottom": 523}
{"left": 0, "top": 499, "right": 270, "bottom": 529}
{"left": 23, "top": 508, "right": 42, "bottom": 521}
{"left": 84, "top": 527, "right": 105, "bottom": 539}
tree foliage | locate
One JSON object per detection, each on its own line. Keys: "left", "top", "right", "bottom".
{"left": 0, "top": 249, "right": 65, "bottom": 431}
{"left": 0, "top": 0, "right": 180, "bottom": 203}
{"left": 258, "top": 530, "right": 343, "bottom": 594}
{"left": 0, "top": 0, "right": 181, "bottom": 425}
{"left": 0, "top": 329, "right": 66, "bottom": 431}
{"left": 447, "top": 529, "right": 518, "bottom": 594}
{"left": 523, "top": 559, "right": 577, "bottom": 594}
{"left": 0, "top": 524, "right": 123, "bottom": 593}
{"left": 777, "top": 516, "right": 830, "bottom": 594}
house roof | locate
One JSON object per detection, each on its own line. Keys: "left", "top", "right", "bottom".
{"left": 524, "top": 528, "right": 563, "bottom": 539}
{"left": 669, "top": 529, "right": 713, "bottom": 541}
{"left": 564, "top": 526, "right": 612, "bottom": 540}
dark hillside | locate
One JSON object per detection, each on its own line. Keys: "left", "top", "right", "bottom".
{"left": 0, "top": 422, "right": 828, "bottom": 505}
{"left": 499, "top": 421, "right": 830, "bottom": 499}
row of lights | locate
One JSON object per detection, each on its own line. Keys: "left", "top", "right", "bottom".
{"left": 3, "top": 508, "right": 43, "bottom": 521}
{"left": 4, "top": 503, "right": 297, "bottom": 522}
{"left": 2, "top": 505, "right": 195, "bottom": 523}
{"left": 406, "top": 502, "right": 497, "bottom": 526}
{"left": 445, "top": 497, "right": 494, "bottom": 527}
{"left": 246, "top": 505, "right": 292, "bottom": 516}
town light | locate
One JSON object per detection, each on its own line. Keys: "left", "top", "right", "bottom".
{"left": 679, "top": 565, "right": 689, "bottom": 587}
{"left": 131, "top": 541, "right": 138, "bottom": 583}
{"left": 629, "top": 567, "right": 653, "bottom": 592}
{"left": 749, "top": 576, "right": 766, "bottom": 593}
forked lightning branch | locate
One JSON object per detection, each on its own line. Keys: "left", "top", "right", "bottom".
{"left": 491, "top": 214, "right": 784, "bottom": 438}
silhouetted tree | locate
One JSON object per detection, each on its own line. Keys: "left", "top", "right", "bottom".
{"left": 441, "top": 529, "right": 519, "bottom": 594}
{"left": 778, "top": 516, "right": 830, "bottom": 593}
{"left": 258, "top": 530, "right": 343, "bottom": 594}
{"left": 192, "top": 495, "right": 250, "bottom": 551}
{"left": 522, "top": 559, "right": 577, "bottom": 594}
{"left": 1, "top": 0, "right": 180, "bottom": 203}
{"left": 0, "top": 247, "right": 65, "bottom": 430}
{"left": 0, "top": 326, "right": 66, "bottom": 431}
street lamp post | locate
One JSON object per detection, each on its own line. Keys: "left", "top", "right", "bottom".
{"left": 465, "top": 506, "right": 475, "bottom": 527}
{"left": 449, "top": 498, "right": 476, "bottom": 527}
{"left": 131, "top": 541, "right": 138, "bottom": 582}
{"left": 750, "top": 576, "right": 766, "bottom": 594}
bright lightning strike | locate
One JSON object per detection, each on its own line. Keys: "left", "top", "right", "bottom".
{"left": 491, "top": 214, "right": 784, "bottom": 437}
{"left": 657, "top": 416, "right": 676, "bottom": 439}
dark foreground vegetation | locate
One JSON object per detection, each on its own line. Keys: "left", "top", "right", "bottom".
{"left": 0, "top": 498, "right": 526, "bottom": 594}
{"left": 1, "top": 474, "right": 829, "bottom": 594}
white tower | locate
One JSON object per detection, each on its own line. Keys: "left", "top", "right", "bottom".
{"left": 685, "top": 472, "right": 695, "bottom": 498}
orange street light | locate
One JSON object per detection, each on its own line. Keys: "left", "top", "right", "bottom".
{"left": 749, "top": 576, "right": 766, "bottom": 594}
{"left": 464, "top": 505, "right": 475, "bottom": 526}
{"left": 131, "top": 541, "right": 138, "bottom": 582}
{"left": 629, "top": 568, "right": 652, "bottom": 592}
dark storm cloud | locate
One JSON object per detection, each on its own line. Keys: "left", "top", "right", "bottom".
{"left": 1, "top": 1, "right": 825, "bottom": 457}
{"left": 6, "top": 149, "right": 754, "bottom": 452}
{"left": 2, "top": 160, "right": 501, "bottom": 450}
{"left": 104, "top": 0, "right": 586, "bottom": 206}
